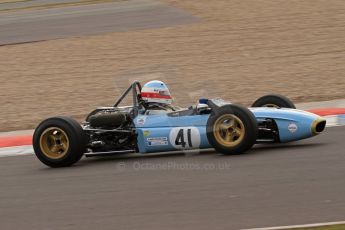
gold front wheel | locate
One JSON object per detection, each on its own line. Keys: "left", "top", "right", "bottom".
{"left": 39, "top": 127, "right": 70, "bottom": 159}
{"left": 206, "top": 104, "right": 258, "bottom": 155}
{"left": 213, "top": 114, "right": 245, "bottom": 147}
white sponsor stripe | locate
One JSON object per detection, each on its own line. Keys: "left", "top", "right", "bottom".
{"left": 241, "top": 221, "right": 345, "bottom": 230}
{"left": 0, "top": 145, "right": 33, "bottom": 157}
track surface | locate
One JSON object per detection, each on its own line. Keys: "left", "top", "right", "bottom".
{"left": 0, "top": 0, "right": 197, "bottom": 45}
{"left": 1, "top": 126, "right": 344, "bottom": 230}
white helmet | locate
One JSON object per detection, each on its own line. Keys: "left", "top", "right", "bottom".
{"left": 140, "top": 80, "right": 172, "bottom": 105}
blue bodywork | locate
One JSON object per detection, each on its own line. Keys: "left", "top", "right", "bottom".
{"left": 250, "top": 108, "right": 321, "bottom": 142}
{"left": 133, "top": 107, "right": 323, "bottom": 153}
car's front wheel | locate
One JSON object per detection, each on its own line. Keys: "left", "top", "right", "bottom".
{"left": 207, "top": 104, "right": 258, "bottom": 154}
{"left": 33, "top": 116, "right": 86, "bottom": 167}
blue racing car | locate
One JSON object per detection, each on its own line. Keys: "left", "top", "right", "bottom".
{"left": 33, "top": 80, "right": 326, "bottom": 167}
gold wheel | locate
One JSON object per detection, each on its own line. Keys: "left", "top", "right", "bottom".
{"left": 213, "top": 114, "right": 245, "bottom": 147}
{"left": 39, "top": 127, "right": 69, "bottom": 159}
{"left": 262, "top": 104, "right": 279, "bottom": 108}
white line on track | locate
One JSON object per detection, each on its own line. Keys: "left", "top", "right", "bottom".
{"left": 324, "top": 115, "right": 345, "bottom": 127}
{"left": 0, "top": 145, "right": 33, "bottom": 157}
{"left": 241, "top": 221, "right": 345, "bottom": 230}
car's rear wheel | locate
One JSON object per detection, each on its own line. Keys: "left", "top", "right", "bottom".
{"left": 207, "top": 104, "right": 258, "bottom": 154}
{"left": 251, "top": 94, "right": 296, "bottom": 108}
{"left": 33, "top": 116, "right": 86, "bottom": 167}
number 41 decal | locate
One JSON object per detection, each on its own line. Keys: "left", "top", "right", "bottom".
{"left": 175, "top": 128, "right": 192, "bottom": 147}
{"left": 170, "top": 127, "right": 201, "bottom": 149}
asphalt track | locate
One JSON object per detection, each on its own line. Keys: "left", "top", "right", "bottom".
{"left": 0, "top": 0, "right": 198, "bottom": 45}
{"left": 0, "top": 126, "right": 344, "bottom": 230}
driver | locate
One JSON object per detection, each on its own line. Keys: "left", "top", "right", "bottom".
{"left": 140, "top": 80, "right": 176, "bottom": 112}
{"left": 139, "top": 80, "right": 209, "bottom": 115}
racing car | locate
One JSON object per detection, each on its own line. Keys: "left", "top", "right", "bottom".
{"left": 33, "top": 80, "right": 326, "bottom": 167}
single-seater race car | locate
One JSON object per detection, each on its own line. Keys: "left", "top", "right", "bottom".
{"left": 33, "top": 80, "right": 326, "bottom": 167}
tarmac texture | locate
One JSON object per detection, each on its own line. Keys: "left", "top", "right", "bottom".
{"left": 0, "top": 126, "right": 344, "bottom": 230}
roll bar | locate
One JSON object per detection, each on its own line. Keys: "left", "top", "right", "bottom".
{"left": 113, "top": 81, "right": 142, "bottom": 116}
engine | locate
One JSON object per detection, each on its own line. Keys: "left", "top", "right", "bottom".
{"left": 88, "top": 112, "right": 126, "bottom": 129}
{"left": 84, "top": 110, "right": 137, "bottom": 153}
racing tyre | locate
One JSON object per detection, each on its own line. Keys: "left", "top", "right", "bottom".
{"left": 207, "top": 104, "right": 258, "bottom": 155}
{"left": 251, "top": 94, "right": 296, "bottom": 108}
{"left": 33, "top": 116, "right": 86, "bottom": 167}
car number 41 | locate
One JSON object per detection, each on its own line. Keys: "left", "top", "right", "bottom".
{"left": 169, "top": 127, "right": 201, "bottom": 149}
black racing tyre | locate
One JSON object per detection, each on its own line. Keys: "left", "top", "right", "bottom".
{"left": 207, "top": 104, "right": 258, "bottom": 155}
{"left": 251, "top": 94, "right": 296, "bottom": 108}
{"left": 33, "top": 116, "right": 86, "bottom": 167}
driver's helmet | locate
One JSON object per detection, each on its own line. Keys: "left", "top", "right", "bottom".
{"left": 140, "top": 80, "right": 172, "bottom": 105}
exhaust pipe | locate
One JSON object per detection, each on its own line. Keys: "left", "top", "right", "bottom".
{"left": 311, "top": 118, "right": 326, "bottom": 135}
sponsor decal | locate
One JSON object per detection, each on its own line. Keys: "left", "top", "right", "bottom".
{"left": 137, "top": 116, "right": 146, "bottom": 125}
{"left": 143, "top": 130, "right": 150, "bottom": 136}
{"left": 147, "top": 137, "right": 168, "bottom": 146}
{"left": 288, "top": 123, "right": 298, "bottom": 133}
{"left": 169, "top": 127, "right": 201, "bottom": 149}
{"left": 147, "top": 137, "right": 168, "bottom": 141}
